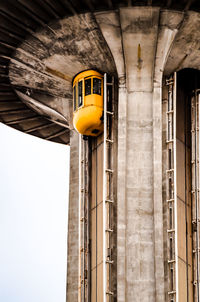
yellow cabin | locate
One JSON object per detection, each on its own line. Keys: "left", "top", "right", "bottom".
{"left": 72, "top": 70, "right": 104, "bottom": 137}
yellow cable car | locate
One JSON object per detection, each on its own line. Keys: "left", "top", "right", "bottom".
{"left": 72, "top": 70, "right": 104, "bottom": 137}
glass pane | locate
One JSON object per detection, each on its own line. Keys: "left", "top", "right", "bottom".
{"left": 85, "top": 78, "right": 91, "bottom": 96}
{"left": 93, "top": 78, "right": 102, "bottom": 95}
{"left": 78, "top": 81, "right": 83, "bottom": 107}
{"left": 73, "top": 85, "right": 76, "bottom": 111}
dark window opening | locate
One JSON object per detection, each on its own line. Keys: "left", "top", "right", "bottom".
{"left": 85, "top": 78, "right": 91, "bottom": 96}
{"left": 78, "top": 81, "right": 83, "bottom": 107}
{"left": 92, "top": 129, "right": 99, "bottom": 134}
{"left": 93, "top": 78, "right": 102, "bottom": 95}
{"left": 73, "top": 85, "right": 76, "bottom": 111}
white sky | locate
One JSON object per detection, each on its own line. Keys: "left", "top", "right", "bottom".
{"left": 0, "top": 123, "right": 70, "bottom": 302}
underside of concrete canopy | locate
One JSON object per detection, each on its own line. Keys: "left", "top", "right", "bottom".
{"left": 1, "top": 2, "right": 200, "bottom": 302}
{"left": 0, "top": 0, "right": 200, "bottom": 144}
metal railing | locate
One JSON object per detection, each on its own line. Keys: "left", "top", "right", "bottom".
{"left": 79, "top": 136, "right": 90, "bottom": 302}
{"left": 191, "top": 91, "right": 200, "bottom": 302}
{"left": 103, "top": 73, "right": 115, "bottom": 301}
{"left": 166, "top": 74, "right": 178, "bottom": 302}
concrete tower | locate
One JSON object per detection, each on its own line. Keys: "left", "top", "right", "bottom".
{"left": 1, "top": 1, "right": 200, "bottom": 301}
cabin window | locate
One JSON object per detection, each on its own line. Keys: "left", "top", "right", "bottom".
{"left": 85, "top": 78, "right": 91, "bottom": 96}
{"left": 78, "top": 81, "right": 83, "bottom": 107}
{"left": 73, "top": 85, "right": 76, "bottom": 111}
{"left": 93, "top": 78, "right": 101, "bottom": 95}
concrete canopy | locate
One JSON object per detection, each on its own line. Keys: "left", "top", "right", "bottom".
{"left": 0, "top": 0, "right": 200, "bottom": 144}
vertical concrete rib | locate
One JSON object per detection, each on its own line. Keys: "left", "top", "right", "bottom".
{"left": 95, "top": 11, "right": 127, "bottom": 301}
{"left": 66, "top": 131, "right": 79, "bottom": 302}
{"left": 153, "top": 11, "right": 184, "bottom": 302}
{"left": 119, "top": 7, "right": 160, "bottom": 301}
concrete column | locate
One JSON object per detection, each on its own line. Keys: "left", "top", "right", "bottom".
{"left": 66, "top": 131, "right": 79, "bottom": 302}
{"left": 97, "top": 7, "right": 184, "bottom": 301}
{"left": 119, "top": 7, "right": 160, "bottom": 301}
{"left": 152, "top": 11, "right": 184, "bottom": 302}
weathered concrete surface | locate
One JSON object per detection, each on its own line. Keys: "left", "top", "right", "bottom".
{"left": 165, "top": 11, "right": 200, "bottom": 75}
{"left": 96, "top": 7, "right": 200, "bottom": 301}
{"left": 1, "top": 3, "right": 200, "bottom": 301}
{"left": 66, "top": 131, "right": 79, "bottom": 302}
{"left": 8, "top": 13, "right": 116, "bottom": 133}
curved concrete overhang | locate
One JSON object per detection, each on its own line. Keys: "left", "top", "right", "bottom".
{"left": 0, "top": 1, "right": 200, "bottom": 144}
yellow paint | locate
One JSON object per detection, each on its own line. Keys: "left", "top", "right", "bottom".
{"left": 137, "top": 43, "right": 142, "bottom": 70}
{"left": 72, "top": 70, "right": 104, "bottom": 136}
{"left": 46, "top": 66, "right": 72, "bottom": 82}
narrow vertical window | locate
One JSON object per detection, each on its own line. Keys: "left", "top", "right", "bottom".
{"left": 78, "top": 81, "right": 83, "bottom": 107}
{"left": 93, "top": 78, "right": 102, "bottom": 95}
{"left": 73, "top": 85, "right": 76, "bottom": 111}
{"left": 85, "top": 78, "right": 91, "bottom": 96}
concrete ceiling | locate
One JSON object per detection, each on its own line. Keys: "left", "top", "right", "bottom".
{"left": 0, "top": 0, "right": 200, "bottom": 144}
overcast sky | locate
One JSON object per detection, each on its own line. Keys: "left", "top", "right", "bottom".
{"left": 0, "top": 123, "right": 70, "bottom": 302}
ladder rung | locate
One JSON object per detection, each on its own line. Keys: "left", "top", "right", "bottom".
{"left": 106, "top": 111, "right": 114, "bottom": 115}
{"left": 106, "top": 168, "right": 113, "bottom": 173}
{"left": 167, "top": 110, "right": 174, "bottom": 114}
{"left": 167, "top": 199, "right": 174, "bottom": 202}
{"left": 191, "top": 189, "right": 200, "bottom": 193}
{"left": 166, "top": 169, "right": 174, "bottom": 173}
{"left": 106, "top": 138, "right": 114, "bottom": 143}
{"left": 166, "top": 79, "right": 174, "bottom": 85}
{"left": 106, "top": 228, "right": 113, "bottom": 233}
{"left": 106, "top": 260, "right": 114, "bottom": 264}
{"left": 168, "top": 259, "right": 175, "bottom": 264}
{"left": 192, "top": 219, "right": 200, "bottom": 223}
{"left": 80, "top": 217, "right": 87, "bottom": 222}
{"left": 105, "top": 199, "right": 114, "bottom": 203}
{"left": 167, "top": 229, "right": 175, "bottom": 233}
{"left": 106, "top": 291, "right": 114, "bottom": 296}
{"left": 193, "top": 248, "right": 200, "bottom": 253}
{"left": 193, "top": 281, "right": 199, "bottom": 285}
{"left": 166, "top": 140, "right": 174, "bottom": 144}
{"left": 168, "top": 290, "right": 176, "bottom": 295}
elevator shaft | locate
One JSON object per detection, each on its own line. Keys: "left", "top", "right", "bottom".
{"left": 78, "top": 75, "right": 116, "bottom": 302}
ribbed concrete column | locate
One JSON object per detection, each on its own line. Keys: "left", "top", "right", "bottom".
{"left": 119, "top": 8, "right": 160, "bottom": 301}
{"left": 66, "top": 131, "right": 79, "bottom": 302}
{"left": 96, "top": 7, "right": 184, "bottom": 301}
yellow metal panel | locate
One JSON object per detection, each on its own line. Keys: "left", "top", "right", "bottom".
{"left": 72, "top": 70, "right": 104, "bottom": 136}
{"left": 73, "top": 70, "right": 103, "bottom": 85}
{"left": 73, "top": 105, "right": 103, "bottom": 136}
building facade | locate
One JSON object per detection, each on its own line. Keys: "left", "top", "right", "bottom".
{"left": 0, "top": 1, "right": 200, "bottom": 301}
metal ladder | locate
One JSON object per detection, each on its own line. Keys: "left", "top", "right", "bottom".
{"left": 191, "top": 90, "right": 200, "bottom": 302}
{"left": 166, "top": 74, "right": 178, "bottom": 302}
{"left": 79, "top": 136, "right": 90, "bottom": 302}
{"left": 103, "top": 73, "right": 115, "bottom": 301}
